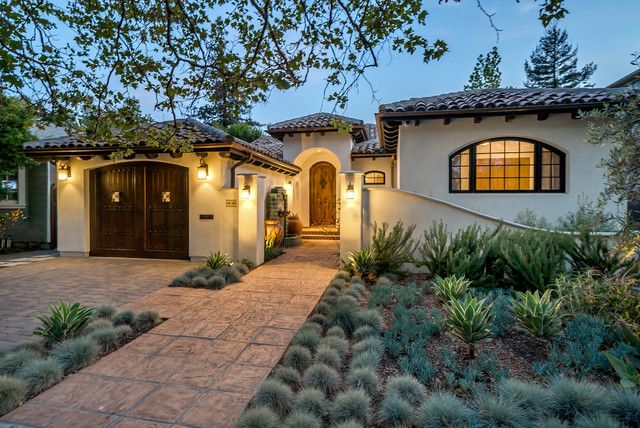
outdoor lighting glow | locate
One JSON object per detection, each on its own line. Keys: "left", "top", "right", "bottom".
{"left": 241, "top": 182, "right": 251, "bottom": 199}
{"left": 197, "top": 157, "right": 208, "bottom": 180}
{"left": 346, "top": 183, "right": 355, "bottom": 199}
{"left": 57, "top": 162, "right": 71, "bottom": 181}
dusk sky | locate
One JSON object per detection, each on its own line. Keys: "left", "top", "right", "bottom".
{"left": 244, "top": 0, "right": 640, "bottom": 127}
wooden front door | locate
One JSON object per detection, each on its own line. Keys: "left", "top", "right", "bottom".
{"left": 90, "top": 162, "right": 189, "bottom": 259}
{"left": 309, "top": 161, "right": 336, "bottom": 225}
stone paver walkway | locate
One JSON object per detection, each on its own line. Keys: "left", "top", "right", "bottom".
{"left": 1, "top": 240, "right": 339, "bottom": 428}
{"left": 0, "top": 257, "right": 193, "bottom": 348}
{"left": 0, "top": 250, "right": 58, "bottom": 269}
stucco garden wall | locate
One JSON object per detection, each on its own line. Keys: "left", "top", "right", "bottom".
{"left": 396, "top": 114, "right": 619, "bottom": 224}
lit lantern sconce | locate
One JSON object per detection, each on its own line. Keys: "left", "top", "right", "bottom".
{"left": 241, "top": 182, "right": 251, "bottom": 199}
{"left": 197, "top": 157, "right": 208, "bottom": 180}
{"left": 345, "top": 183, "right": 355, "bottom": 200}
{"left": 57, "top": 161, "right": 71, "bottom": 181}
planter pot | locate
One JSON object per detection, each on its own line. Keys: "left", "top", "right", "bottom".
{"left": 287, "top": 216, "right": 303, "bottom": 236}
{"left": 265, "top": 220, "right": 284, "bottom": 247}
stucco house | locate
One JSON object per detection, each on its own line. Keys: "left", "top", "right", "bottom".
{"left": 22, "top": 86, "right": 629, "bottom": 263}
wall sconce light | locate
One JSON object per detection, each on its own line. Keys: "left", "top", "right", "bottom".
{"left": 345, "top": 183, "right": 355, "bottom": 200}
{"left": 241, "top": 182, "right": 251, "bottom": 199}
{"left": 197, "top": 157, "right": 208, "bottom": 180}
{"left": 285, "top": 180, "right": 293, "bottom": 193}
{"left": 57, "top": 161, "right": 71, "bottom": 181}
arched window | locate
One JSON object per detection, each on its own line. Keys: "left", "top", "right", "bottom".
{"left": 364, "top": 170, "right": 386, "bottom": 185}
{"left": 450, "top": 138, "right": 565, "bottom": 193}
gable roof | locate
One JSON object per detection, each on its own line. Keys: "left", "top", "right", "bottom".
{"left": 608, "top": 68, "right": 640, "bottom": 88}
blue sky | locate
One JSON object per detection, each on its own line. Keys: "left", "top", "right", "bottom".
{"left": 245, "top": 0, "right": 640, "bottom": 126}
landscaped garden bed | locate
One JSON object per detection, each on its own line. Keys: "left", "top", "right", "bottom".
{"left": 169, "top": 251, "right": 252, "bottom": 289}
{"left": 0, "top": 301, "right": 160, "bottom": 416}
{"left": 236, "top": 221, "right": 640, "bottom": 427}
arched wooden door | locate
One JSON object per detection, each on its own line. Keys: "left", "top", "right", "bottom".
{"left": 90, "top": 162, "right": 189, "bottom": 259}
{"left": 309, "top": 161, "right": 336, "bottom": 226}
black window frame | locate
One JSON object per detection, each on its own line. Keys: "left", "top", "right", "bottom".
{"left": 364, "top": 170, "right": 386, "bottom": 185}
{"left": 449, "top": 137, "right": 566, "bottom": 194}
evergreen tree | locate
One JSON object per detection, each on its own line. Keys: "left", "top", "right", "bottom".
{"left": 524, "top": 25, "right": 596, "bottom": 88}
{"left": 465, "top": 47, "right": 502, "bottom": 90}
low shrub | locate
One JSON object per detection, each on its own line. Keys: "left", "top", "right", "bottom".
{"left": 417, "top": 392, "right": 476, "bottom": 428}
{"left": 51, "top": 336, "right": 99, "bottom": 374}
{"left": 353, "top": 326, "right": 376, "bottom": 341}
{"left": 331, "top": 388, "right": 371, "bottom": 425}
{"left": 326, "top": 326, "right": 346, "bottom": 339}
{"left": 346, "top": 249, "right": 377, "bottom": 279}
{"left": 284, "top": 411, "right": 322, "bottom": 428}
{"left": 432, "top": 275, "right": 470, "bottom": 301}
{"left": 114, "top": 325, "right": 133, "bottom": 343}
{"left": 0, "top": 348, "right": 39, "bottom": 375}
{"left": 89, "top": 327, "right": 120, "bottom": 352}
{"left": 399, "top": 344, "right": 437, "bottom": 384}
{"left": 251, "top": 379, "right": 293, "bottom": 415}
{"left": 534, "top": 417, "right": 570, "bottom": 428}
{"left": 299, "top": 322, "right": 322, "bottom": 335}
{"left": 568, "top": 231, "right": 635, "bottom": 276}
{"left": 191, "top": 276, "right": 209, "bottom": 288}
{"left": 574, "top": 413, "right": 624, "bottom": 428}
{"left": 334, "top": 270, "right": 352, "bottom": 281}
{"left": 350, "top": 350, "right": 381, "bottom": 370}
{"left": 112, "top": 310, "right": 135, "bottom": 327}
{"left": 371, "top": 221, "right": 417, "bottom": 274}
{"left": 320, "top": 336, "right": 349, "bottom": 358}
{"left": 315, "top": 302, "right": 332, "bottom": 316}
{"left": 207, "top": 275, "right": 226, "bottom": 289}
{"left": 385, "top": 375, "right": 426, "bottom": 407}
{"left": 352, "top": 337, "right": 384, "bottom": 358}
{"left": 496, "top": 378, "right": 551, "bottom": 419}
{"left": 327, "top": 301, "right": 359, "bottom": 336}
{"left": 302, "top": 363, "right": 340, "bottom": 395}
{"left": 93, "top": 304, "right": 116, "bottom": 320}
{"left": 15, "top": 358, "right": 63, "bottom": 395}
{"left": 205, "top": 251, "right": 231, "bottom": 270}
{"left": 334, "top": 421, "right": 364, "bottom": 428}
{"left": 548, "top": 377, "right": 610, "bottom": 422}
{"left": 282, "top": 345, "right": 313, "bottom": 372}
{"left": 475, "top": 395, "right": 528, "bottom": 428}
{"left": 610, "top": 388, "right": 640, "bottom": 427}
{"left": 330, "top": 278, "right": 347, "bottom": 290}
{"left": 216, "top": 265, "right": 243, "bottom": 284}
{"left": 378, "top": 392, "right": 414, "bottom": 426}
{"left": 356, "top": 309, "right": 384, "bottom": 333}
{"left": 133, "top": 310, "right": 159, "bottom": 333}
{"left": 233, "top": 262, "right": 250, "bottom": 275}
{"left": 307, "top": 314, "right": 327, "bottom": 326}
{"left": 480, "top": 289, "right": 515, "bottom": 337}
{"left": 343, "top": 287, "right": 362, "bottom": 300}
{"left": 33, "top": 301, "right": 94, "bottom": 344}
{"left": 170, "top": 275, "right": 190, "bottom": 287}
{"left": 444, "top": 295, "right": 493, "bottom": 359}
{"left": 315, "top": 346, "right": 342, "bottom": 369}
{"left": 0, "top": 375, "right": 27, "bottom": 415}
{"left": 346, "top": 367, "right": 379, "bottom": 395}
{"left": 336, "top": 295, "right": 358, "bottom": 307}
{"left": 236, "top": 406, "right": 279, "bottom": 428}
{"left": 350, "top": 282, "right": 367, "bottom": 296}
{"left": 291, "top": 329, "right": 320, "bottom": 352}
{"left": 272, "top": 366, "right": 301, "bottom": 388}
{"left": 511, "top": 290, "right": 562, "bottom": 339}
{"left": 293, "top": 388, "right": 329, "bottom": 420}
{"left": 83, "top": 319, "right": 113, "bottom": 335}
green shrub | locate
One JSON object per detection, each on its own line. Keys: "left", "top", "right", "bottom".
{"left": 356, "top": 309, "right": 384, "bottom": 333}
{"left": 133, "top": 310, "right": 159, "bottom": 333}
{"left": 315, "top": 346, "right": 341, "bottom": 369}
{"left": 475, "top": 395, "right": 528, "bottom": 428}
{"left": 207, "top": 275, "right": 226, "bottom": 289}
{"left": 308, "top": 314, "right": 327, "bottom": 326}
{"left": 216, "top": 265, "right": 243, "bottom": 284}
{"left": 89, "top": 327, "right": 120, "bottom": 352}
{"left": 610, "top": 388, "right": 640, "bottom": 427}
{"left": 346, "top": 367, "right": 379, "bottom": 395}
{"left": 496, "top": 379, "right": 551, "bottom": 419}
{"left": 346, "top": 249, "right": 378, "bottom": 279}
{"left": 93, "top": 304, "right": 116, "bottom": 320}
{"left": 333, "top": 421, "right": 364, "bottom": 428}
{"left": 170, "top": 275, "right": 190, "bottom": 287}
{"left": 574, "top": 413, "right": 624, "bottom": 428}
{"left": 568, "top": 231, "right": 635, "bottom": 276}
{"left": 302, "top": 363, "right": 340, "bottom": 394}
{"left": 272, "top": 366, "right": 301, "bottom": 388}
{"left": 353, "top": 326, "right": 376, "bottom": 341}
{"left": 417, "top": 392, "right": 476, "bottom": 428}
{"left": 326, "top": 326, "right": 346, "bottom": 339}
{"left": 432, "top": 275, "right": 470, "bottom": 301}
{"left": 350, "top": 350, "right": 381, "bottom": 370}
{"left": 114, "top": 325, "right": 133, "bottom": 343}
{"left": 205, "top": 251, "right": 232, "bottom": 270}
{"left": 330, "top": 278, "right": 347, "bottom": 290}
{"left": 293, "top": 388, "right": 328, "bottom": 419}
{"left": 15, "top": 358, "right": 63, "bottom": 395}
{"left": 352, "top": 337, "right": 384, "bottom": 358}
{"left": 284, "top": 411, "right": 322, "bottom": 428}
{"left": 291, "top": 329, "right": 320, "bottom": 352}
{"left": 83, "top": 318, "right": 113, "bottom": 335}
{"left": 327, "top": 301, "right": 359, "bottom": 335}
{"left": 385, "top": 375, "right": 425, "bottom": 407}
{"left": 534, "top": 417, "right": 570, "bottom": 428}
{"left": 331, "top": 388, "right": 370, "bottom": 425}
{"left": 282, "top": 345, "right": 313, "bottom": 372}
{"left": 548, "top": 377, "right": 610, "bottom": 422}
{"left": 512, "top": 290, "right": 562, "bottom": 339}
{"left": 378, "top": 392, "right": 414, "bottom": 426}
{"left": 335, "top": 270, "right": 352, "bottom": 281}
{"left": 112, "top": 310, "right": 135, "bottom": 327}
{"left": 0, "top": 375, "right": 27, "bottom": 415}
{"left": 51, "top": 336, "right": 99, "bottom": 374}
{"left": 371, "top": 222, "right": 417, "bottom": 274}
{"left": 315, "top": 302, "right": 332, "bottom": 316}
{"left": 191, "top": 276, "right": 209, "bottom": 288}
{"left": 233, "top": 262, "right": 250, "bottom": 275}
{"left": 320, "top": 336, "right": 349, "bottom": 358}
{"left": 252, "top": 379, "right": 293, "bottom": 415}
{"left": 236, "top": 406, "right": 279, "bottom": 428}
{"left": 444, "top": 295, "right": 493, "bottom": 359}
{"left": 33, "top": 300, "right": 94, "bottom": 344}
{"left": 0, "top": 349, "right": 39, "bottom": 375}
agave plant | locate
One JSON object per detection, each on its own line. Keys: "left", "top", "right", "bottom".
{"left": 511, "top": 290, "right": 562, "bottom": 339}
{"left": 347, "top": 249, "right": 378, "bottom": 279}
{"left": 33, "top": 301, "right": 95, "bottom": 344}
{"left": 432, "top": 275, "right": 471, "bottom": 301}
{"left": 444, "top": 295, "right": 493, "bottom": 358}
{"left": 205, "top": 251, "right": 232, "bottom": 270}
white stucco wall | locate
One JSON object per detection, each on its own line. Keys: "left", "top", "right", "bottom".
{"left": 396, "top": 114, "right": 618, "bottom": 223}
{"left": 56, "top": 152, "right": 289, "bottom": 260}
{"left": 282, "top": 132, "right": 352, "bottom": 167}
{"left": 351, "top": 157, "right": 394, "bottom": 188}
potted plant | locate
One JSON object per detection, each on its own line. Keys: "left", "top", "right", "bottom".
{"left": 287, "top": 213, "right": 303, "bottom": 236}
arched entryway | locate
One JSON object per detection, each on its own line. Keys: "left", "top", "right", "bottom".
{"left": 309, "top": 161, "right": 336, "bottom": 225}
{"left": 89, "top": 162, "right": 189, "bottom": 259}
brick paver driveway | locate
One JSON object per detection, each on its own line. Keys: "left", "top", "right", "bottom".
{"left": 1, "top": 240, "right": 339, "bottom": 427}
{"left": 0, "top": 257, "right": 193, "bottom": 348}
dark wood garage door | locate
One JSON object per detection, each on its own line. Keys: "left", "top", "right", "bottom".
{"left": 90, "top": 162, "right": 189, "bottom": 259}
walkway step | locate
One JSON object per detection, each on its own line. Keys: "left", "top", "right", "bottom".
{"left": 301, "top": 234, "right": 339, "bottom": 240}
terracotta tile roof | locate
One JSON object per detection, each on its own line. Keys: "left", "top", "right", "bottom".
{"left": 267, "top": 113, "right": 363, "bottom": 132}
{"left": 351, "top": 123, "right": 384, "bottom": 155}
{"left": 251, "top": 134, "right": 284, "bottom": 160}
{"left": 380, "top": 88, "right": 622, "bottom": 115}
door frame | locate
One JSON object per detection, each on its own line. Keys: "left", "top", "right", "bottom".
{"left": 309, "top": 161, "right": 337, "bottom": 226}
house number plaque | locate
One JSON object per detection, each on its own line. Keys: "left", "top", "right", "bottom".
{"left": 225, "top": 199, "right": 238, "bottom": 207}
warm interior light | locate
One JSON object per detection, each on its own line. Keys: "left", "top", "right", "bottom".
{"left": 57, "top": 162, "right": 70, "bottom": 181}
{"left": 345, "top": 183, "right": 355, "bottom": 200}
{"left": 197, "top": 157, "right": 208, "bottom": 180}
{"left": 241, "top": 182, "right": 251, "bottom": 199}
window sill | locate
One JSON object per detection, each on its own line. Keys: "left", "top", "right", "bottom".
{"left": 0, "top": 203, "right": 27, "bottom": 210}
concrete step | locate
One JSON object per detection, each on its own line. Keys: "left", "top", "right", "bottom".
{"left": 301, "top": 234, "right": 339, "bottom": 240}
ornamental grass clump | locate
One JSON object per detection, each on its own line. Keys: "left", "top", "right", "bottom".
{"left": 0, "top": 348, "right": 39, "bottom": 375}
{"left": 33, "top": 301, "right": 94, "bottom": 344}
{"left": 331, "top": 388, "right": 371, "bottom": 425}
{"left": 284, "top": 411, "right": 322, "bottom": 428}
{"left": 496, "top": 378, "right": 552, "bottom": 419}
{"left": 334, "top": 270, "right": 352, "bottom": 281}
{"left": 302, "top": 363, "right": 340, "bottom": 395}
{"left": 315, "top": 346, "right": 342, "bottom": 369}
{"left": 432, "top": 275, "right": 470, "bottom": 302}
{"left": 293, "top": 388, "right": 329, "bottom": 420}
{"left": 344, "top": 287, "right": 362, "bottom": 300}
{"left": 291, "top": 329, "right": 320, "bottom": 352}
{"left": 89, "top": 327, "right": 121, "bottom": 352}
{"left": 353, "top": 325, "right": 376, "bottom": 341}
{"left": 207, "top": 274, "right": 226, "bottom": 289}
{"left": 236, "top": 406, "right": 279, "bottom": 428}
{"left": 512, "top": 290, "right": 562, "bottom": 339}
{"left": 51, "top": 336, "right": 99, "bottom": 374}
{"left": 299, "top": 322, "right": 322, "bottom": 335}
{"left": 216, "top": 265, "right": 243, "bottom": 284}
{"left": 315, "top": 302, "right": 332, "bottom": 316}
{"left": 114, "top": 325, "right": 133, "bottom": 343}
{"left": 327, "top": 300, "right": 359, "bottom": 336}
{"left": 83, "top": 318, "right": 113, "bottom": 335}
{"left": 444, "top": 295, "right": 493, "bottom": 359}
{"left": 308, "top": 314, "right": 327, "bottom": 326}
{"left": 330, "top": 278, "right": 347, "bottom": 290}
{"left": 112, "top": 309, "right": 135, "bottom": 327}
{"left": 170, "top": 275, "right": 191, "bottom": 287}
{"left": 272, "top": 366, "right": 301, "bottom": 388}
{"left": 351, "top": 350, "right": 381, "bottom": 370}
{"left": 574, "top": 413, "right": 624, "bottom": 428}
{"left": 133, "top": 310, "right": 159, "bottom": 333}
{"left": 15, "top": 358, "right": 63, "bottom": 395}
{"left": 334, "top": 421, "right": 364, "bottom": 428}
{"left": 251, "top": 378, "right": 294, "bottom": 416}
{"left": 349, "top": 282, "right": 367, "bottom": 297}
{"left": 346, "top": 367, "right": 379, "bottom": 395}
{"left": 320, "top": 336, "right": 349, "bottom": 358}
{"left": 352, "top": 337, "right": 384, "bottom": 358}
{"left": 548, "top": 377, "right": 610, "bottom": 422}
{"left": 191, "top": 276, "right": 209, "bottom": 288}
{"left": 93, "top": 304, "right": 116, "bottom": 320}
{"left": 282, "top": 345, "right": 313, "bottom": 372}
{"left": 417, "top": 392, "right": 476, "bottom": 428}
{"left": 233, "top": 262, "right": 249, "bottom": 275}
{"left": 356, "top": 309, "right": 384, "bottom": 333}
{"left": 0, "top": 375, "right": 26, "bottom": 415}
{"left": 378, "top": 392, "right": 414, "bottom": 426}
{"left": 385, "top": 375, "right": 426, "bottom": 407}
{"left": 326, "top": 326, "right": 346, "bottom": 339}
{"left": 610, "top": 388, "right": 640, "bottom": 427}
{"left": 346, "top": 249, "right": 378, "bottom": 279}
{"left": 475, "top": 395, "right": 528, "bottom": 428}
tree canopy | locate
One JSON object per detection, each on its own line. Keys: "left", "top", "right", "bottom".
{"left": 0, "top": 92, "right": 36, "bottom": 173}
{"left": 464, "top": 46, "right": 502, "bottom": 90}
{"left": 524, "top": 25, "right": 596, "bottom": 88}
